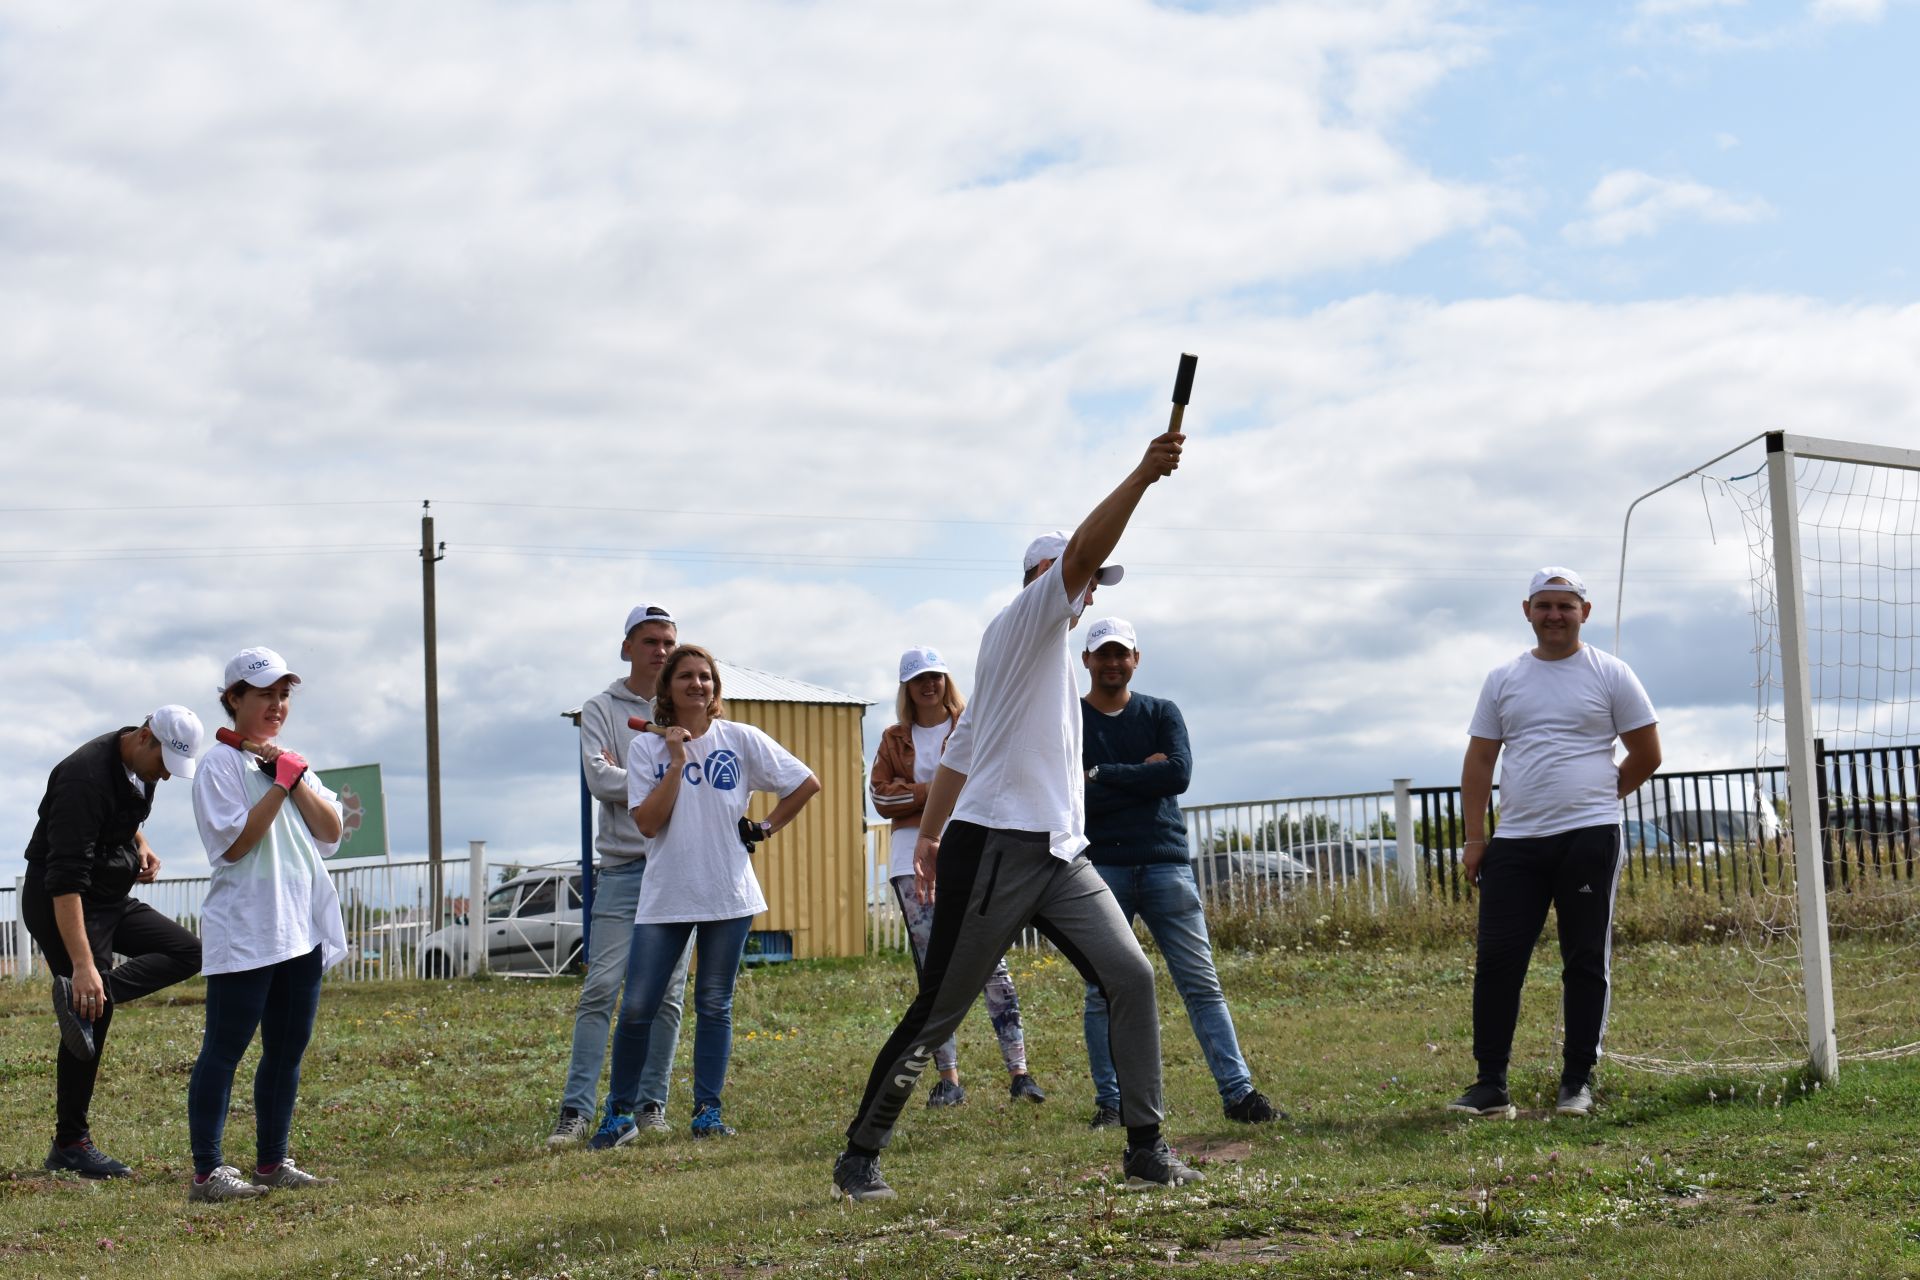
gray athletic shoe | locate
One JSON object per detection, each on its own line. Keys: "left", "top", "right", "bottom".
{"left": 547, "top": 1107, "right": 591, "bottom": 1146}
{"left": 1122, "top": 1140, "right": 1205, "bottom": 1190}
{"left": 251, "top": 1158, "right": 335, "bottom": 1190}
{"left": 189, "top": 1165, "right": 269, "bottom": 1203}
{"left": 51, "top": 976, "right": 97, "bottom": 1060}
{"left": 1555, "top": 1082, "right": 1595, "bottom": 1117}
{"left": 832, "top": 1151, "right": 897, "bottom": 1202}
{"left": 635, "top": 1102, "right": 671, "bottom": 1133}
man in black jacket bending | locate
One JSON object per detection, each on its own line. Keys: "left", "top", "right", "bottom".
{"left": 1079, "top": 617, "right": 1280, "bottom": 1128}
{"left": 21, "top": 708, "right": 205, "bottom": 1179}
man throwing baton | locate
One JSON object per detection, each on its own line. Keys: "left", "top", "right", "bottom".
{"left": 1447, "top": 568, "right": 1661, "bottom": 1119}
{"left": 21, "top": 707, "right": 206, "bottom": 1178}
{"left": 834, "top": 427, "right": 1197, "bottom": 1202}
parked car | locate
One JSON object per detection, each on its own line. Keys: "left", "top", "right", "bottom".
{"left": 1349, "top": 838, "right": 1424, "bottom": 875}
{"left": 1195, "top": 847, "right": 1314, "bottom": 894}
{"left": 1622, "top": 819, "right": 1676, "bottom": 856}
{"left": 418, "top": 866, "right": 584, "bottom": 978}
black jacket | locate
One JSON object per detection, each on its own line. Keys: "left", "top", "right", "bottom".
{"left": 23, "top": 728, "right": 154, "bottom": 902}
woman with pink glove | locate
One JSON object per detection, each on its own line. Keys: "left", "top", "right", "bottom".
{"left": 185, "top": 646, "right": 346, "bottom": 1203}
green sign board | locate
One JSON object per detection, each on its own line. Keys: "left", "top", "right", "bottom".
{"left": 317, "top": 763, "right": 388, "bottom": 859}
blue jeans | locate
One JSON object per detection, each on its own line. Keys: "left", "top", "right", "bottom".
{"left": 605, "top": 914, "right": 754, "bottom": 1117}
{"left": 561, "top": 859, "right": 690, "bottom": 1115}
{"left": 1082, "top": 862, "right": 1252, "bottom": 1110}
{"left": 187, "top": 946, "right": 323, "bottom": 1176}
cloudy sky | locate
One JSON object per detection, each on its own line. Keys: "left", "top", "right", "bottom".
{"left": 5, "top": 0, "right": 1918, "bottom": 886}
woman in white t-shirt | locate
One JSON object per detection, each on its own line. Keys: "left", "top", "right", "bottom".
{"left": 185, "top": 647, "right": 347, "bottom": 1204}
{"left": 589, "top": 645, "right": 821, "bottom": 1146}
{"left": 869, "top": 647, "right": 1043, "bottom": 1107}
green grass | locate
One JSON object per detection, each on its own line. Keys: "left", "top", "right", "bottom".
{"left": 4, "top": 936, "right": 1920, "bottom": 1279}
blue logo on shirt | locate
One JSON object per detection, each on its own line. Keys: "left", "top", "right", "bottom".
{"left": 650, "top": 747, "right": 744, "bottom": 790}
{"left": 705, "top": 749, "right": 742, "bottom": 791}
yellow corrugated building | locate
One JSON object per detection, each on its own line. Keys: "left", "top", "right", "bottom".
{"left": 719, "top": 663, "right": 872, "bottom": 960}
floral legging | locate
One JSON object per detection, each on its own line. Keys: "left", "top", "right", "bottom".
{"left": 890, "top": 875, "right": 1027, "bottom": 1075}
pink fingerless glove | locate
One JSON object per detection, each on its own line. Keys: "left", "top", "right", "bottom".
{"left": 273, "top": 751, "right": 309, "bottom": 791}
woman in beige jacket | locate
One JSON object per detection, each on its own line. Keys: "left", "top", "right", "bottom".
{"left": 871, "top": 646, "right": 1044, "bottom": 1108}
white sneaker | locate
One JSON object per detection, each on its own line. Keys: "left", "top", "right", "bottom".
{"left": 251, "top": 1158, "right": 336, "bottom": 1189}
{"left": 189, "top": 1165, "right": 269, "bottom": 1203}
{"left": 636, "top": 1103, "right": 671, "bottom": 1134}
{"left": 547, "top": 1108, "right": 592, "bottom": 1146}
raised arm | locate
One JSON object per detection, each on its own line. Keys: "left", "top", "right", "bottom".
{"left": 1059, "top": 431, "right": 1185, "bottom": 601}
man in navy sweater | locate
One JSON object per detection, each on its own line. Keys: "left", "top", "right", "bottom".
{"left": 1080, "top": 617, "right": 1279, "bottom": 1127}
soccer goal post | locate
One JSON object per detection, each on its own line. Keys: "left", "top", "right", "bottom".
{"left": 1765, "top": 431, "right": 1920, "bottom": 1082}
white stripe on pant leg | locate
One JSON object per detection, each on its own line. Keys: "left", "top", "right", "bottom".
{"left": 1590, "top": 828, "right": 1627, "bottom": 1067}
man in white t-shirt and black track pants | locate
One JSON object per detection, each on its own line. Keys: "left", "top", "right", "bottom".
{"left": 545, "top": 603, "right": 694, "bottom": 1146}
{"left": 1446, "top": 568, "right": 1662, "bottom": 1121}
{"left": 834, "top": 428, "right": 1198, "bottom": 1203}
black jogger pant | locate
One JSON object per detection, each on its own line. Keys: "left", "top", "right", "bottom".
{"left": 22, "top": 868, "right": 202, "bottom": 1143}
{"left": 845, "top": 822, "right": 1162, "bottom": 1155}
{"left": 1471, "top": 823, "right": 1623, "bottom": 1086}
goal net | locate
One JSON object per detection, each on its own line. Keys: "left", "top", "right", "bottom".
{"left": 1612, "top": 433, "right": 1920, "bottom": 1083}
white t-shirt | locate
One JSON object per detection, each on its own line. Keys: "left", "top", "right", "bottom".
{"left": 887, "top": 720, "right": 950, "bottom": 880}
{"left": 625, "top": 719, "right": 814, "bottom": 924}
{"left": 192, "top": 743, "right": 348, "bottom": 976}
{"left": 1468, "top": 645, "right": 1659, "bottom": 840}
{"left": 943, "top": 557, "right": 1091, "bottom": 860}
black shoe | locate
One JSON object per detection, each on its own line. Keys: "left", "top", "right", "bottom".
{"left": 925, "top": 1078, "right": 966, "bottom": 1108}
{"left": 1224, "top": 1088, "right": 1284, "bottom": 1123}
{"left": 45, "top": 1137, "right": 132, "bottom": 1180}
{"left": 1088, "top": 1105, "right": 1122, "bottom": 1130}
{"left": 1008, "top": 1073, "right": 1046, "bottom": 1103}
{"left": 832, "top": 1151, "right": 897, "bottom": 1202}
{"left": 1121, "top": 1139, "right": 1205, "bottom": 1190}
{"left": 1445, "top": 1080, "right": 1515, "bottom": 1118}
{"left": 51, "top": 976, "right": 97, "bottom": 1060}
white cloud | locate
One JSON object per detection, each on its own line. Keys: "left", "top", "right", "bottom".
{"left": 1810, "top": 0, "right": 1887, "bottom": 21}
{"left": 1563, "top": 170, "right": 1772, "bottom": 246}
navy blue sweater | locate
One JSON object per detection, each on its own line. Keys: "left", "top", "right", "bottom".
{"left": 1081, "top": 693, "right": 1192, "bottom": 865}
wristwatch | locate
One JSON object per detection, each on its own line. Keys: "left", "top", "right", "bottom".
{"left": 1088, "top": 766, "right": 1101, "bottom": 783}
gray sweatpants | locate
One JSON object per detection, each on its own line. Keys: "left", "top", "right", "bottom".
{"left": 846, "top": 822, "right": 1163, "bottom": 1154}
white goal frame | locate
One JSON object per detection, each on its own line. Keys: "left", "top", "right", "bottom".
{"left": 1766, "top": 431, "right": 1920, "bottom": 1082}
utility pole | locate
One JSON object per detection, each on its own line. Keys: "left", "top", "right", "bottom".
{"left": 421, "top": 502, "right": 447, "bottom": 928}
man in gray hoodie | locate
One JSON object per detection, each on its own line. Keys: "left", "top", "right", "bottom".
{"left": 546, "top": 604, "right": 694, "bottom": 1144}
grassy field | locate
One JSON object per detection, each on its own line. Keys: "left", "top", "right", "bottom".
{"left": 4, "top": 935, "right": 1920, "bottom": 1279}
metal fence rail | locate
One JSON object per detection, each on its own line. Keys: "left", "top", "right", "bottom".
{"left": 1183, "top": 790, "right": 1401, "bottom": 910}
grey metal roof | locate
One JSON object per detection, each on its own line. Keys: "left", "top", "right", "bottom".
{"left": 717, "top": 662, "right": 871, "bottom": 706}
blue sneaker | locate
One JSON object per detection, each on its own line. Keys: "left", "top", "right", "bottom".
{"left": 587, "top": 1112, "right": 637, "bottom": 1151}
{"left": 690, "top": 1105, "right": 736, "bottom": 1138}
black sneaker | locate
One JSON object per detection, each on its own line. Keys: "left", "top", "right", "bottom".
{"left": 925, "top": 1078, "right": 966, "bottom": 1108}
{"left": 1008, "top": 1073, "right": 1046, "bottom": 1103}
{"left": 1088, "top": 1104, "right": 1122, "bottom": 1130}
{"left": 832, "top": 1151, "right": 897, "bottom": 1202}
{"left": 1445, "top": 1081, "right": 1515, "bottom": 1118}
{"left": 45, "top": 1137, "right": 132, "bottom": 1180}
{"left": 1224, "top": 1088, "right": 1284, "bottom": 1123}
{"left": 51, "top": 976, "right": 97, "bottom": 1060}
{"left": 1121, "top": 1139, "right": 1205, "bottom": 1190}
{"left": 1555, "top": 1081, "right": 1595, "bottom": 1116}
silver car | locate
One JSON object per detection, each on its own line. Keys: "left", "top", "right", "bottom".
{"left": 417, "top": 867, "right": 584, "bottom": 977}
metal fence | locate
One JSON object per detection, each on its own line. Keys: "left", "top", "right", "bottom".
{"left": 1183, "top": 789, "right": 1404, "bottom": 911}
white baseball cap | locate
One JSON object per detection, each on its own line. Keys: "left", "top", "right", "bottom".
{"left": 898, "top": 646, "right": 951, "bottom": 683}
{"left": 1084, "top": 617, "right": 1139, "bottom": 652}
{"left": 1527, "top": 567, "right": 1589, "bottom": 601}
{"left": 219, "top": 646, "right": 301, "bottom": 695}
{"left": 147, "top": 705, "right": 204, "bottom": 780}
{"left": 1021, "top": 530, "right": 1124, "bottom": 586}
{"left": 622, "top": 603, "right": 677, "bottom": 655}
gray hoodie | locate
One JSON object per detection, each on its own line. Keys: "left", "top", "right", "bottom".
{"left": 579, "top": 677, "right": 656, "bottom": 866}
